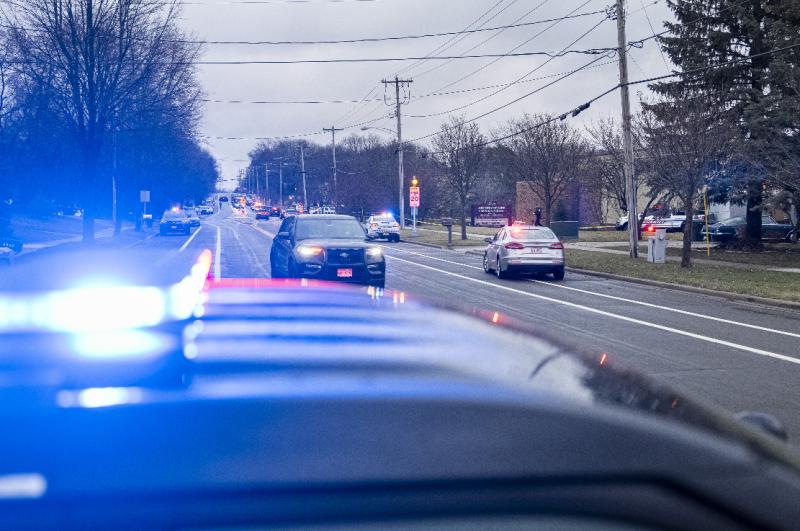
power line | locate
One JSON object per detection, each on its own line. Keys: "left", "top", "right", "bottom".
{"left": 201, "top": 113, "right": 391, "bottom": 142}
{"left": 392, "top": 0, "right": 508, "bottom": 78}
{"left": 402, "top": 0, "right": 522, "bottom": 79}
{"left": 187, "top": 7, "right": 605, "bottom": 45}
{"left": 199, "top": 60, "right": 619, "bottom": 106}
{"left": 412, "top": 0, "right": 550, "bottom": 80}
{"left": 405, "top": 16, "right": 613, "bottom": 123}
{"left": 424, "top": 0, "right": 596, "bottom": 96}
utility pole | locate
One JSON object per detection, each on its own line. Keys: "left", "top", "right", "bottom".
{"left": 382, "top": 76, "right": 413, "bottom": 229}
{"left": 264, "top": 162, "right": 272, "bottom": 206}
{"left": 616, "top": 0, "right": 638, "bottom": 258}
{"left": 323, "top": 126, "right": 343, "bottom": 209}
{"left": 300, "top": 144, "right": 308, "bottom": 208}
{"left": 278, "top": 164, "right": 284, "bottom": 207}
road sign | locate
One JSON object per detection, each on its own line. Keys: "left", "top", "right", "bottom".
{"left": 139, "top": 190, "right": 151, "bottom": 203}
{"left": 409, "top": 186, "right": 420, "bottom": 208}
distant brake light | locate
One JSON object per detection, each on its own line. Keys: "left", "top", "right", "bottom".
{"left": 549, "top": 242, "right": 564, "bottom": 250}
{"left": 504, "top": 242, "right": 524, "bottom": 250}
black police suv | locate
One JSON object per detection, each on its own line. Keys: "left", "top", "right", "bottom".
{"left": 269, "top": 214, "right": 385, "bottom": 288}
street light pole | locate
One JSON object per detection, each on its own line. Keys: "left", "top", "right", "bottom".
{"left": 279, "top": 164, "right": 284, "bottom": 207}
{"left": 300, "top": 144, "right": 308, "bottom": 208}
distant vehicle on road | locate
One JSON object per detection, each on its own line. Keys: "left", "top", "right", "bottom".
{"left": 281, "top": 206, "right": 298, "bottom": 219}
{"left": 186, "top": 208, "right": 201, "bottom": 227}
{"left": 364, "top": 214, "right": 400, "bottom": 242}
{"left": 219, "top": 195, "right": 228, "bottom": 203}
{"left": 483, "top": 225, "right": 565, "bottom": 280}
{"left": 159, "top": 210, "right": 191, "bottom": 235}
{"left": 198, "top": 205, "right": 214, "bottom": 216}
{"left": 269, "top": 206, "right": 282, "bottom": 218}
{"left": 254, "top": 207, "right": 270, "bottom": 220}
{"left": 703, "top": 215, "right": 795, "bottom": 244}
{"left": 270, "top": 214, "right": 385, "bottom": 288}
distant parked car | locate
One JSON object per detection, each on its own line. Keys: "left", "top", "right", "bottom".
{"left": 703, "top": 215, "right": 794, "bottom": 244}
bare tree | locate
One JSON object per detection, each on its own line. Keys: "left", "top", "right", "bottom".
{"left": 432, "top": 116, "right": 485, "bottom": 240}
{"left": 3, "top": 0, "right": 200, "bottom": 241}
{"left": 641, "top": 95, "right": 734, "bottom": 267}
{"left": 498, "top": 113, "right": 590, "bottom": 226}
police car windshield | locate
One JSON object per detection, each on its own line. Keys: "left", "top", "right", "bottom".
{"left": 296, "top": 219, "right": 365, "bottom": 240}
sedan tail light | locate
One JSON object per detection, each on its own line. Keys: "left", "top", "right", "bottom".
{"left": 549, "top": 242, "right": 564, "bottom": 250}
{"left": 504, "top": 242, "right": 525, "bottom": 250}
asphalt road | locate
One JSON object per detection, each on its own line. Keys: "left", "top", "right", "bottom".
{"left": 112, "top": 203, "right": 800, "bottom": 440}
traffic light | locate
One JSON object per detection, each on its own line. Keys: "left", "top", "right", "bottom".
{"left": 411, "top": 177, "right": 419, "bottom": 187}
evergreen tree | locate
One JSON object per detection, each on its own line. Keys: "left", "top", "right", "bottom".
{"left": 653, "top": 0, "right": 774, "bottom": 249}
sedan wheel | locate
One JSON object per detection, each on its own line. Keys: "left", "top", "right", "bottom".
{"left": 495, "top": 257, "right": 507, "bottom": 279}
{"left": 483, "top": 253, "right": 492, "bottom": 273}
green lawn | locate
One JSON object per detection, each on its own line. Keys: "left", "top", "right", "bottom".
{"left": 566, "top": 249, "right": 800, "bottom": 302}
{"left": 604, "top": 243, "right": 800, "bottom": 268}
{"left": 400, "top": 229, "right": 484, "bottom": 247}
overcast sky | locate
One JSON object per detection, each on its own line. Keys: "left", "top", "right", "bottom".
{"left": 177, "top": 0, "right": 673, "bottom": 183}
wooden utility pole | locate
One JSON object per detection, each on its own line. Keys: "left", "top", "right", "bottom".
{"left": 382, "top": 76, "right": 413, "bottom": 228}
{"left": 616, "top": 0, "right": 638, "bottom": 258}
{"left": 323, "top": 126, "right": 343, "bottom": 208}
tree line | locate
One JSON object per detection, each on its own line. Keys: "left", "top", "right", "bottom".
{"left": 0, "top": 0, "right": 217, "bottom": 241}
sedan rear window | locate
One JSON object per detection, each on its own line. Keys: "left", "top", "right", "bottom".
{"left": 163, "top": 211, "right": 187, "bottom": 220}
{"left": 507, "top": 228, "right": 557, "bottom": 240}
{"left": 296, "top": 219, "right": 366, "bottom": 240}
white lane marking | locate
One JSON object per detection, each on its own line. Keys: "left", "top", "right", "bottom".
{"left": 214, "top": 226, "right": 222, "bottom": 280}
{"left": 387, "top": 254, "right": 800, "bottom": 365}
{"left": 178, "top": 227, "right": 203, "bottom": 252}
{"left": 248, "top": 223, "right": 276, "bottom": 239}
{"left": 381, "top": 245, "right": 800, "bottom": 340}
{"left": 122, "top": 232, "right": 157, "bottom": 249}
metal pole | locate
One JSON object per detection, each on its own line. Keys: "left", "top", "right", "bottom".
{"left": 265, "top": 162, "right": 269, "bottom": 203}
{"left": 395, "top": 76, "right": 405, "bottom": 230}
{"left": 300, "top": 144, "right": 308, "bottom": 208}
{"left": 112, "top": 127, "right": 118, "bottom": 234}
{"left": 279, "top": 165, "right": 283, "bottom": 207}
{"left": 704, "top": 189, "right": 711, "bottom": 257}
{"left": 617, "top": 0, "right": 638, "bottom": 258}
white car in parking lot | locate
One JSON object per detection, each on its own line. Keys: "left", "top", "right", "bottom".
{"left": 364, "top": 214, "right": 401, "bottom": 242}
{"left": 483, "top": 225, "right": 565, "bottom": 280}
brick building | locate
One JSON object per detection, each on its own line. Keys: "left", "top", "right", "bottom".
{"left": 515, "top": 181, "right": 604, "bottom": 227}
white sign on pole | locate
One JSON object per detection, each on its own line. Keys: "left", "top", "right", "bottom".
{"left": 409, "top": 186, "right": 420, "bottom": 208}
{"left": 140, "top": 190, "right": 151, "bottom": 203}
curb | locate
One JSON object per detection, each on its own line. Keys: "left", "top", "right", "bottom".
{"left": 565, "top": 267, "right": 800, "bottom": 311}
